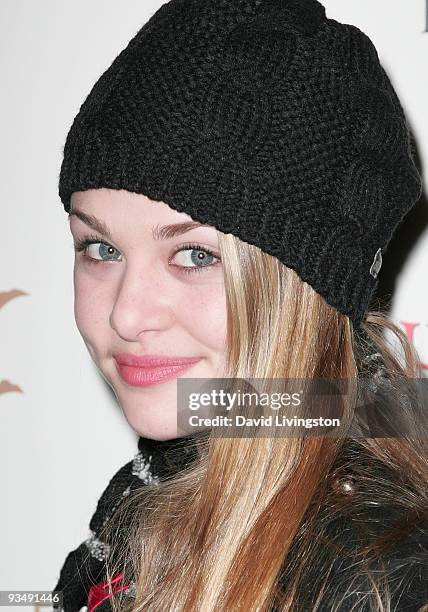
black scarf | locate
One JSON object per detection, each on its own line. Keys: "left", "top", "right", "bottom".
{"left": 52, "top": 433, "right": 201, "bottom": 612}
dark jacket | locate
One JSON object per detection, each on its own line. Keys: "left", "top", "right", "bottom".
{"left": 53, "top": 435, "right": 428, "bottom": 612}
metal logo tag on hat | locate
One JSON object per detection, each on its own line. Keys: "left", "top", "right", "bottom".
{"left": 370, "top": 248, "right": 383, "bottom": 279}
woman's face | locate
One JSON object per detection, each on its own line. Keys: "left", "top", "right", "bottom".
{"left": 69, "top": 188, "right": 227, "bottom": 441}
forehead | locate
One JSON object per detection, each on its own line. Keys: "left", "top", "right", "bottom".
{"left": 69, "top": 189, "right": 218, "bottom": 243}
{"left": 70, "top": 188, "right": 195, "bottom": 223}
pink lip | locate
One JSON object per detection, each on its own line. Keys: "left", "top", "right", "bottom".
{"left": 113, "top": 353, "right": 202, "bottom": 388}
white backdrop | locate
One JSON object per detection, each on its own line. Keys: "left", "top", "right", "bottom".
{"left": 1, "top": 0, "right": 427, "bottom": 603}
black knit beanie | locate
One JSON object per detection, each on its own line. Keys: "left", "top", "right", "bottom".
{"left": 58, "top": 0, "right": 422, "bottom": 327}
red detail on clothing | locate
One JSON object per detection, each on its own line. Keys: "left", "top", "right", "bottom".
{"left": 87, "top": 572, "right": 129, "bottom": 612}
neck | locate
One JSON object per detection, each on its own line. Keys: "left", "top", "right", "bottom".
{"left": 137, "top": 431, "right": 206, "bottom": 480}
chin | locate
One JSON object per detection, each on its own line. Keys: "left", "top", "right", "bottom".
{"left": 121, "top": 403, "right": 179, "bottom": 441}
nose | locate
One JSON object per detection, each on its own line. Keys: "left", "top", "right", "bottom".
{"left": 109, "top": 261, "right": 175, "bottom": 342}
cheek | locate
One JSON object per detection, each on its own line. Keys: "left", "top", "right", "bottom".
{"left": 73, "top": 266, "right": 113, "bottom": 349}
{"left": 177, "top": 283, "right": 227, "bottom": 352}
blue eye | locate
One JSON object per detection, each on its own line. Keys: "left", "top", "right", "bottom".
{"left": 170, "top": 243, "right": 220, "bottom": 275}
{"left": 73, "top": 234, "right": 122, "bottom": 263}
{"left": 172, "top": 248, "right": 214, "bottom": 267}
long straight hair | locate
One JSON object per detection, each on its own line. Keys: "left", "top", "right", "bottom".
{"left": 103, "top": 231, "right": 427, "bottom": 611}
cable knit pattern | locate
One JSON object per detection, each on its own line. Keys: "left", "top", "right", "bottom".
{"left": 58, "top": 0, "right": 422, "bottom": 326}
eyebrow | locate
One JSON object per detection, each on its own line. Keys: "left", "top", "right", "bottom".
{"left": 68, "top": 210, "right": 210, "bottom": 241}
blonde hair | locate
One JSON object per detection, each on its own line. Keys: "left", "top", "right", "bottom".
{"left": 102, "top": 231, "right": 427, "bottom": 611}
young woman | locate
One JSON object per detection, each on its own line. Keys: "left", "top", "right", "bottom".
{"left": 53, "top": 0, "right": 428, "bottom": 610}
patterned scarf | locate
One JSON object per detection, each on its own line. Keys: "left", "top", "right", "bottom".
{"left": 52, "top": 433, "right": 200, "bottom": 612}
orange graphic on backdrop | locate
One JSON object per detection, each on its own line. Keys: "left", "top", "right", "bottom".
{"left": 0, "top": 289, "right": 28, "bottom": 395}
